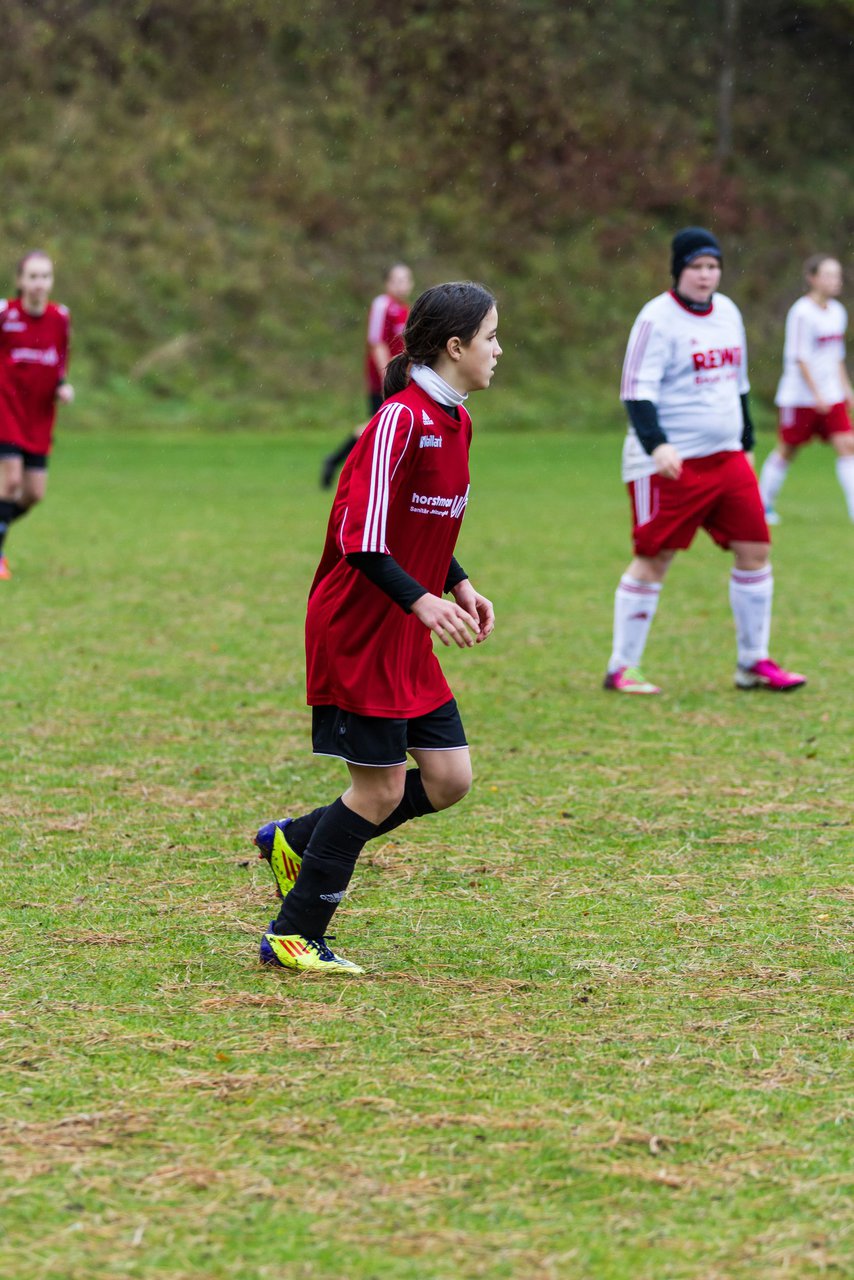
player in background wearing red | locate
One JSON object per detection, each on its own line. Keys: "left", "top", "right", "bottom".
{"left": 320, "top": 263, "right": 414, "bottom": 488}
{"left": 0, "top": 251, "right": 74, "bottom": 579}
{"left": 255, "top": 282, "right": 500, "bottom": 973}
{"left": 759, "top": 255, "right": 854, "bottom": 524}
{"left": 605, "top": 227, "right": 805, "bottom": 695}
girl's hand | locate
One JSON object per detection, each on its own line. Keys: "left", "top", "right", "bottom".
{"left": 651, "top": 443, "right": 682, "bottom": 480}
{"left": 452, "top": 580, "right": 495, "bottom": 643}
{"left": 411, "top": 593, "right": 479, "bottom": 647}
{"left": 56, "top": 383, "right": 75, "bottom": 405}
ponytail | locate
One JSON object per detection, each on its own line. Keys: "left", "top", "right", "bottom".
{"left": 383, "top": 352, "right": 411, "bottom": 399}
{"left": 382, "top": 281, "right": 495, "bottom": 401}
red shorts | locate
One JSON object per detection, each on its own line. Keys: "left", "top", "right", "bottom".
{"left": 778, "top": 403, "right": 852, "bottom": 445}
{"left": 628, "top": 451, "right": 769, "bottom": 558}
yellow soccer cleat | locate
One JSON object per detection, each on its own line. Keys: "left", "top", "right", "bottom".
{"left": 259, "top": 926, "right": 364, "bottom": 974}
{"left": 254, "top": 819, "right": 302, "bottom": 899}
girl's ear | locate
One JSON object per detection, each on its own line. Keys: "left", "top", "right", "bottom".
{"left": 446, "top": 335, "right": 463, "bottom": 362}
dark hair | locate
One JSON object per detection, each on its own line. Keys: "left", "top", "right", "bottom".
{"left": 384, "top": 281, "right": 496, "bottom": 399}
{"left": 804, "top": 253, "right": 836, "bottom": 282}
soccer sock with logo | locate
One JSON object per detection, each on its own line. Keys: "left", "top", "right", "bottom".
{"left": 758, "top": 451, "right": 788, "bottom": 510}
{"left": 284, "top": 770, "right": 436, "bottom": 855}
{"left": 273, "top": 798, "right": 377, "bottom": 939}
{"left": 835, "top": 455, "right": 854, "bottom": 519}
{"left": 0, "top": 500, "right": 22, "bottom": 555}
{"left": 729, "top": 566, "right": 773, "bottom": 668}
{"left": 608, "top": 575, "right": 662, "bottom": 672}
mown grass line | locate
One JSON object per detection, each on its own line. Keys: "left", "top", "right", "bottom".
{"left": 0, "top": 429, "right": 850, "bottom": 1280}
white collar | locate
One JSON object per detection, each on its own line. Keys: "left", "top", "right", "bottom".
{"left": 410, "top": 363, "right": 467, "bottom": 407}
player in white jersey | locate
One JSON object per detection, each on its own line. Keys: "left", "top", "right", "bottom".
{"left": 605, "top": 227, "right": 805, "bottom": 695}
{"left": 759, "top": 255, "right": 854, "bottom": 523}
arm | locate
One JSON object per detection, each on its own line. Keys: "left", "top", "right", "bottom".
{"left": 369, "top": 341, "right": 391, "bottom": 379}
{"left": 56, "top": 309, "right": 74, "bottom": 404}
{"left": 796, "top": 358, "right": 829, "bottom": 413}
{"left": 839, "top": 360, "right": 854, "bottom": 409}
{"left": 740, "top": 392, "right": 755, "bottom": 454}
{"left": 624, "top": 399, "right": 682, "bottom": 479}
{"left": 345, "top": 551, "right": 482, "bottom": 648}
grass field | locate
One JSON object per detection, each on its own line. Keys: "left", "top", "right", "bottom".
{"left": 1, "top": 426, "right": 851, "bottom": 1280}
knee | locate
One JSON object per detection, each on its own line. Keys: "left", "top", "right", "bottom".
{"left": 834, "top": 435, "right": 854, "bottom": 457}
{"left": 428, "top": 761, "right": 473, "bottom": 811}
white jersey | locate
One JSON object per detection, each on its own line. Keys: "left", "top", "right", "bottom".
{"left": 619, "top": 291, "right": 749, "bottom": 482}
{"left": 775, "top": 295, "right": 847, "bottom": 408}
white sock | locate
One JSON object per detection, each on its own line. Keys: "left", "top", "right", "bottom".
{"left": 835, "top": 455, "right": 854, "bottom": 520}
{"left": 759, "top": 451, "right": 788, "bottom": 510}
{"left": 730, "top": 566, "right": 773, "bottom": 668}
{"left": 608, "top": 575, "right": 662, "bottom": 672}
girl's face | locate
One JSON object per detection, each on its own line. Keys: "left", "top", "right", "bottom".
{"left": 387, "top": 265, "right": 413, "bottom": 302}
{"left": 677, "top": 254, "right": 721, "bottom": 303}
{"left": 18, "top": 255, "right": 54, "bottom": 310}
{"left": 452, "top": 306, "right": 502, "bottom": 392}
{"left": 810, "top": 259, "right": 842, "bottom": 299}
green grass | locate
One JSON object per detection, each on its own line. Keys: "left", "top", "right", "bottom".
{"left": 1, "top": 426, "right": 851, "bottom": 1280}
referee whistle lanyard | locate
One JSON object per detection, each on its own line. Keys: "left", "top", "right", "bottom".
{"left": 410, "top": 363, "right": 468, "bottom": 407}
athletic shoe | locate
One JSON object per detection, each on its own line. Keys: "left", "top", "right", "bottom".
{"left": 259, "top": 924, "right": 364, "bottom": 973}
{"left": 603, "top": 665, "right": 661, "bottom": 695}
{"left": 735, "top": 658, "right": 806, "bottom": 691}
{"left": 0, "top": 556, "right": 11, "bottom": 580}
{"left": 254, "top": 819, "right": 301, "bottom": 899}
{"left": 764, "top": 508, "right": 781, "bottom": 526}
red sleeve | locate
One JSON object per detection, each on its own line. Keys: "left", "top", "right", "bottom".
{"left": 57, "top": 307, "right": 70, "bottom": 380}
{"left": 338, "top": 401, "right": 415, "bottom": 554}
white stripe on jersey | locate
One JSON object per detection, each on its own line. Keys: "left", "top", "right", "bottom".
{"left": 621, "top": 320, "right": 653, "bottom": 399}
{"left": 363, "top": 402, "right": 405, "bottom": 552}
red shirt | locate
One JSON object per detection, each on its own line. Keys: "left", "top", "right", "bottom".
{"left": 365, "top": 293, "right": 409, "bottom": 394}
{"left": 0, "top": 299, "right": 70, "bottom": 454}
{"left": 306, "top": 381, "right": 472, "bottom": 717}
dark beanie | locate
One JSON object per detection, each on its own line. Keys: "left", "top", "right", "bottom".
{"left": 671, "top": 227, "right": 722, "bottom": 281}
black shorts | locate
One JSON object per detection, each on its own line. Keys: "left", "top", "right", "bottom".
{"left": 0, "top": 444, "right": 48, "bottom": 470}
{"left": 368, "top": 391, "right": 384, "bottom": 416}
{"left": 312, "top": 698, "right": 468, "bottom": 768}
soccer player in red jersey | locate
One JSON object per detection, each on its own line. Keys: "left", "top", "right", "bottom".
{"left": 0, "top": 251, "right": 74, "bottom": 578}
{"left": 759, "top": 255, "right": 854, "bottom": 524}
{"left": 320, "top": 263, "right": 414, "bottom": 488}
{"left": 256, "top": 282, "right": 501, "bottom": 973}
{"left": 605, "top": 227, "right": 805, "bottom": 695}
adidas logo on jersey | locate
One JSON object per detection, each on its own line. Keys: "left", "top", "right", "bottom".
{"left": 419, "top": 432, "right": 442, "bottom": 448}
{"left": 421, "top": 411, "right": 434, "bottom": 425}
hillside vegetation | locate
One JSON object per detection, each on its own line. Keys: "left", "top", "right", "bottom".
{"left": 2, "top": 0, "right": 854, "bottom": 430}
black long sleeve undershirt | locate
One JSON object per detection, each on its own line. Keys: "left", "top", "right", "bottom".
{"left": 346, "top": 552, "right": 468, "bottom": 612}
{"left": 624, "top": 395, "right": 756, "bottom": 455}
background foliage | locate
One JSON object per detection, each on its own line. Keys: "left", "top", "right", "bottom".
{"left": 1, "top": 0, "right": 853, "bottom": 429}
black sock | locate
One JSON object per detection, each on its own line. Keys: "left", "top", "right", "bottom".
{"left": 0, "top": 500, "right": 23, "bottom": 555}
{"left": 372, "top": 769, "right": 436, "bottom": 835}
{"left": 285, "top": 770, "right": 436, "bottom": 854}
{"left": 285, "top": 805, "right": 330, "bottom": 855}
{"left": 274, "top": 798, "right": 376, "bottom": 939}
{"left": 325, "top": 435, "right": 358, "bottom": 468}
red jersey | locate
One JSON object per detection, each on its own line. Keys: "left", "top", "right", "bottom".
{"left": 306, "top": 381, "right": 472, "bottom": 717}
{"left": 365, "top": 293, "right": 409, "bottom": 394}
{"left": 0, "top": 299, "right": 70, "bottom": 454}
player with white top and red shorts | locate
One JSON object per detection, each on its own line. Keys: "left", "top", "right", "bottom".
{"left": 0, "top": 250, "right": 74, "bottom": 579}
{"left": 320, "top": 263, "right": 414, "bottom": 488}
{"left": 254, "top": 282, "right": 500, "bottom": 973}
{"left": 605, "top": 227, "right": 805, "bottom": 695}
{"left": 759, "top": 255, "right": 854, "bottom": 524}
